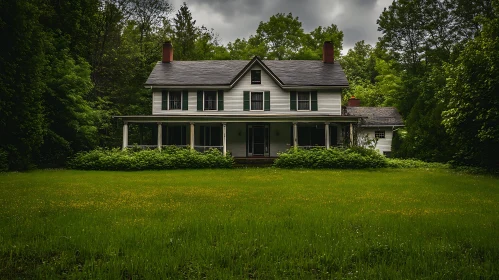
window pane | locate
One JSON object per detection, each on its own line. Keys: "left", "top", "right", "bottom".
{"left": 375, "top": 130, "right": 385, "bottom": 138}
{"left": 169, "top": 91, "right": 182, "bottom": 110}
{"left": 204, "top": 91, "right": 217, "bottom": 110}
{"left": 297, "top": 92, "right": 310, "bottom": 110}
{"left": 251, "top": 70, "right": 261, "bottom": 84}
{"left": 251, "top": 92, "right": 263, "bottom": 110}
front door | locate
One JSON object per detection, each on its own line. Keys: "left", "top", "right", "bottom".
{"left": 248, "top": 124, "right": 269, "bottom": 157}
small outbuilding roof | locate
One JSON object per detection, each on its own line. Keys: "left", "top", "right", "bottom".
{"left": 145, "top": 57, "right": 349, "bottom": 87}
{"left": 345, "top": 107, "right": 404, "bottom": 127}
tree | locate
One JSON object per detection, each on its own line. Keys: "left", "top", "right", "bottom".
{"left": 301, "top": 24, "right": 343, "bottom": 60}
{"left": 442, "top": 2, "right": 499, "bottom": 168}
{"left": 173, "top": 2, "right": 197, "bottom": 60}
{"left": 254, "top": 13, "right": 305, "bottom": 60}
{"left": 0, "top": 0, "right": 51, "bottom": 170}
{"left": 340, "top": 41, "right": 376, "bottom": 84}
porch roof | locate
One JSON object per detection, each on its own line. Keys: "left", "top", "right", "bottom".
{"left": 114, "top": 114, "right": 361, "bottom": 123}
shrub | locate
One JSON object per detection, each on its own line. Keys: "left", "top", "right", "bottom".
{"left": 68, "top": 147, "right": 234, "bottom": 170}
{"left": 274, "top": 147, "right": 388, "bottom": 169}
{"left": 386, "top": 158, "right": 449, "bottom": 169}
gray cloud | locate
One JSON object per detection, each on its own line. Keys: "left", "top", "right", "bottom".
{"left": 169, "top": 0, "right": 393, "bottom": 53}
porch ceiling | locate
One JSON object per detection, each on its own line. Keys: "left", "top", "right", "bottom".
{"left": 114, "top": 114, "right": 361, "bottom": 123}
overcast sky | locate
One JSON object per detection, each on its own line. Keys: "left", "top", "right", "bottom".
{"left": 168, "top": 0, "right": 393, "bottom": 54}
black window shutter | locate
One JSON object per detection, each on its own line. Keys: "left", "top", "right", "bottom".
{"left": 218, "top": 90, "right": 224, "bottom": 111}
{"left": 264, "top": 91, "right": 270, "bottom": 111}
{"left": 162, "top": 91, "right": 168, "bottom": 110}
{"left": 197, "top": 90, "right": 203, "bottom": 111}
{"left": 182, "top": 90, "right": 188, "bottom": 110}
{"left": 243, "top": 91, "right": 250, "bottom": 111}
{"left": 290, "top": 91, "right": 297, "bottom": 111}
{"left": 311, "top": 91, "right": 318, "bottom": 111}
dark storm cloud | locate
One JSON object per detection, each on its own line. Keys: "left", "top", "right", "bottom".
{"left": 169, "top": 0, "right": 392, "bottom": 53}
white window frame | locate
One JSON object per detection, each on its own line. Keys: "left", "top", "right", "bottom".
{"left": 167, "top": 91, "right": 182, "bottom": 110}
{"left": 375, "top": 130, "right": 385, "bottom": 139}
{"left": 297, "top": 91, "right": 311, "bottom": 111}
{"left": 203, "top": 91, "right": 218, "bottom": 111}
{"left": 250, "top": 92, "right": 264, "bottom": 111}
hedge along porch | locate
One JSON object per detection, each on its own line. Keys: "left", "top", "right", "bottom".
{"left": 116, "top": 115, "right": 361, "bottom": 157}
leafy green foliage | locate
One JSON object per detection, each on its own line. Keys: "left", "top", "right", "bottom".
{"left": 386, "top": 158, "right": 449, "bottom": 169}
{"left": 69, "top": 147, "right": 234, "bottom": 170}
{"left": 274, "top": 147, "right": 388, "bottom": 169}
{"left": 441, "top": 3, "right": 499, "bottom": 169}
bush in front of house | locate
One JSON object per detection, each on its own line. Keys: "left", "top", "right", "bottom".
{"left": 274, "top": 147, "right": 388, "bottom": 169}
{"left": 68, "top": 146, "right": 234, "bottom": 170}
{"left": 386, "top": 158, "right": 449, "bottom": 169}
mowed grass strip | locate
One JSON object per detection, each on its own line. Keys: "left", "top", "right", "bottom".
{"left": 0, "top": 169, "right": 497, "bottom": 279}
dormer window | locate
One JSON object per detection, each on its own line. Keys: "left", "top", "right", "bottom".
{"left": 251, "top": 70, "right": 261, "bottom": 84}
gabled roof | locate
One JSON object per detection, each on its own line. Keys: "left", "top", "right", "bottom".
{"left": 145, "top": 57, "right": 349, "bottom": 88}
{"left": 345, "top": 107, "right": 404, "bottom": 127}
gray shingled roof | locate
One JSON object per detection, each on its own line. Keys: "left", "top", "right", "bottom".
{"left": 145, "top": 59, "right": 349, "bottom": 87}
{"left": 345, "top": 107, "right": 404, "bottom": 127}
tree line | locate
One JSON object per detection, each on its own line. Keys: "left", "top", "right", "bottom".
{"left": 0, "top": 0, "right": 497, "bottom": 170}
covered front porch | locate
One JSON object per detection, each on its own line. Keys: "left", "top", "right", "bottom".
{"left": 116, "top": 115, "right": 360, "bottom": 158}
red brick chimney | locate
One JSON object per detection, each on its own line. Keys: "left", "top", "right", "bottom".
{"left": 162, "top": 42, "right": 173, "bottom": 63}
{"left": 348, "top": 96, "right": 361, "bottom": 107}
{"left": 323, "top": 41, "right": 334, "bottom": 64}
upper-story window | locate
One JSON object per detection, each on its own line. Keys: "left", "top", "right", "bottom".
{"left": 251, "top": 70, "right": 261, "bottom": 84}
{"left": 169, "top": 91, "right": 182, "bottom": 110}
{"left": 197, "top": 90, "right": 223, "bottom": 111}
{"left": 162, "top": 90, "right": 186, "bottom": 110}
{"left": 251, "top": 92, "right": 264, "bottom": 111}
{"left": 204, "top": 91, "right": 217, "bottom": 111}
{"left": 290, "top": 91, "right": 317, "bottom": 111}
{"left": 297, "top": 92, "right": 311, "bottom": 111}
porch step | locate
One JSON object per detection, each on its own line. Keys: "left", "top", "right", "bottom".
{"left": 234, "top": 157, "right": 276, "bottom": 167}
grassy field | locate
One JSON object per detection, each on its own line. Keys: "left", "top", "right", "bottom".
{"left": 0, "top": 168, "right": 497, "bottom": 279}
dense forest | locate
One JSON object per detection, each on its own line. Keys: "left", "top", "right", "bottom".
{"left": 1, "top": 0, "right": 498, "bottom": 170}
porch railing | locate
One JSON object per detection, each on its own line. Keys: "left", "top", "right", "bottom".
{"left": 194, "top": 146, "right": 223, "bottom": 153}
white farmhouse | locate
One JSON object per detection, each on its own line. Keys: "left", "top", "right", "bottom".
{"left": 116, "top": 41, "right": 403, "bottom": 158}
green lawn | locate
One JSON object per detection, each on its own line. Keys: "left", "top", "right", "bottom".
{"left": 0, "top": 168, "right": 497, "bottom": 279}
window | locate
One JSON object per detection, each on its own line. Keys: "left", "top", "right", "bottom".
{"left": 375, "top": 130, "right": 385, "bottom": 138}
{"left": 166, "top": 126, "right": 187, "bottom": 145}
{"left": 200, "top": 126, "right": 221, "bottom": 146}
{"left": 162, "top": 91, "right": 186, "bottom": 110}
{"left": 298, "top": 126, "right": 325, "bottom": 147}
{"left": 297, "top": 92, "right": 310, "bottom": 110}
{"left": 251, "top": 92, "right": 263, "bottom": 110}
{"left": 168, "top": 91, "right": 182, "bottom": 110}
{"left": 251, "top": 70, "right": 261, "bottom": 84}
{"left": 204, "top": 91, "right": 217, "bottom": 111}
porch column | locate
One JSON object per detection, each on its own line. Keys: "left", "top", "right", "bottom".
{"left": 293, "top": 122, "right": 298, "bottom": 149}
{"left": 222, "top": 123, "right": 227, "bottom": 156}
{"left": 325, "top": 122, "right": 330, "bottom": 149}
{"left": 122, "top": 122, "right": 128, "bottom": 150}
{"left": 190, "top": 122, "right": 195, "bottom": 150}
{"left": 157, "top": 123, "right": 162, "bottom": 150}
{"left": 349, "top": 123, "right": 354, "bottom": 146}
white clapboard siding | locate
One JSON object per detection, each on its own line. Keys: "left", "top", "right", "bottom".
{"left": 358, "top": 128, "right": 393, "bottom": 154}
{"left": 152, "top": 65, "right": 342, "bottom": 115}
